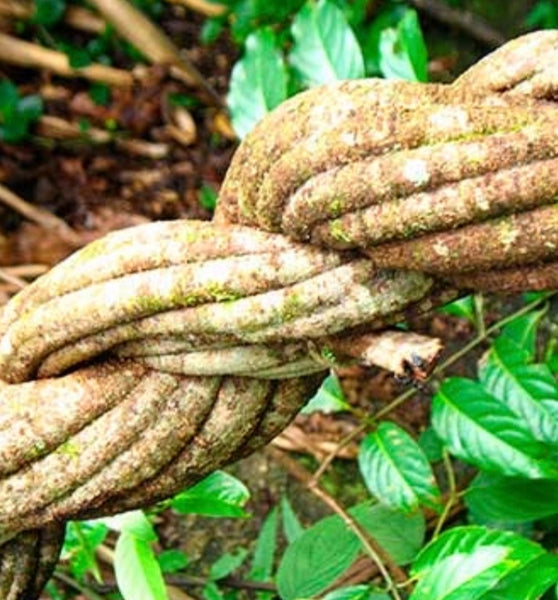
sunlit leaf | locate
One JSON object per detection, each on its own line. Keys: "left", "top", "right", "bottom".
{"left": 228, "top": 27, "right": 287, "bottom": 138}
{"left": 290, "top": 0, "right": 364, "bottom": 86}
{"left": 115, "top": 532, "right": 167, "bottom": 600}
{"left": 432, "top": 378, "right": 558, "bottom": 478}
{"left": 379, "top": 9, "right": 427, "bottom": 82}
{"left": 301, "top": 374, "right": 350, "bottom": 414}
{"left": 410, "top": 526, "right": 558, "bottom": 600}
{"left": 171, "top": 471, "right": 250, "bottom": 518}
{"left": 358, "top": 422, "right": 440, "bottom": 512}
{"left": 479, "top": 336, "right": 558, "bottom": 446}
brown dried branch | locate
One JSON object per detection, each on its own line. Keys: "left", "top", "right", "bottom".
{"left": 0, "top": 183, "right": 81, "bottom": 247}
{"left": 88, "top": 0, "right": 222, "bottom": 105}
{"left": 0, "top": 32, "right": 133, "bottom": 86}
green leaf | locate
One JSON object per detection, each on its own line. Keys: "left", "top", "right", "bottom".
{"left": 358, "top": 422, "right": 441, "bottom": 513}
{"left": 209, "top": 549, "right": 248, "bottom": 581}
{"left": 0, "top": 80, "right": 19, "bottom": 118}
{"left": 115, "top": 532, "right": 168, "bottom": 600}
{"left": 33, "top": 0, "right": 66, "bottom": 26}
{"left": 418, "top": 427, "right": 444, "bottom": 463}
{"left": 277, "top": 503, "right": 423, "bottom": 600}
{"left": 89, "top": 83, "right": 111, "bottom": 106}
{"left": 60, "top": 43, "right": 93, "bottom": 69}
{"left": 228, "top": 27, "right": 287, "bottom": 138}
{"left": 411, "top": 526, "right": 558, "bottom": 600}
{"left": 479, "top": 336, "right": 558, "bottom": 446}
{"left": 351, "top": 503, "right": 425, "bottom": 565}
{"left": 500, "top": 308, "right": 546, "bottom": 360}
{"left": 171, "top": 471, "right": 250, "bottom": 518}
{"left": 290, "top": 0, "right": 364, "bottom": 87}
{"left": 281, "top": 495, "right": 304, "bottom": 543}
{"left": 301, "top": 373, "right": 350, "bottom": 414}
{"left": 199, "top": 184, "right": 218, "bottom": 212}
{"left": 102, "top": 510, "right": 157, "bottom": 542}
{"left": 61, "top": 521, "right": 107, "bottom": 581}
{"left": 379, "top": 9, "right": 428, "bottom": 82}
{"left": 432, "top": 378, "right": 558, "bottom": 478}
{"left": 525, "top": 0, "right": 558, "bottom": 29}
{"left": 479, "top": 552, "right": 558, "bottom": 600}
{"left": 157, "top": 549, "right": 188, "bottom": 573}
{"left": 322, "top": 585, "right": 391, "bottom": 600}
{"left": 203, "top": 581, "right": 224, "bottom": 600}
{"left": 411, "top": 546, "right": 513, "bottom": 600}
{"left": 438, "top": 295, "right": 475, "bottom": 324}
{"left": 465, "top": 472, "right": 558, "bottom": 523}
{"left": 277, "top": 510, "right": 361, "bottom": 600}
{"left": 397, "top": 9, "right": 428, "bottom": 82}
{"left": 249, "top": 506, "right": 278, "bottom": 582}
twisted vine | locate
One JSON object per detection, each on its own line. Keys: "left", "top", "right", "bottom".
{"left": 1, "top": 30, "right": 558, "bottom": 599}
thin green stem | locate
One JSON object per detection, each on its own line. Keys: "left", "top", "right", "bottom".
{"left": 373, "top": 292, "right": 556, "bottom": 420}
{"left": 432, "top": 448, "right": 458, "bottom": 539}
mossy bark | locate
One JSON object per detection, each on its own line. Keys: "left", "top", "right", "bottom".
{"left": 2, "top": 31, "right": 558, "bottom": 599}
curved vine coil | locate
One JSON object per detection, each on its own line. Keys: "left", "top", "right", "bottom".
{"left": 1, "top": 30, "right": 558, "bottom": 599}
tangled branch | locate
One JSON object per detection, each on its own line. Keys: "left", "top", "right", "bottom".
{"left": 1, "top": 30, "right": 558, "bottom": 599}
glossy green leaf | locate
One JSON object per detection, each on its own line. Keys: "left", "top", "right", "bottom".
{"left": 228, "top": 27, "right": 287, "bottom": 138}
{"left": 171, "top": 470, "right": 250, "bottom": 518}
{"left": 412, "top": 526, "right": 543, "bottom": 574}
{"left": 157, "top": 549, "right": 188, "bottom": 573}
{"left": 62, "top": 521, "right": 107, "bottom": 581}
{"left": 301, "top": 373, "right": 350, "bottom": 414}
{"left": 465, "top": 472, "right": 558, "bottom": 523}
{"left": 358, "top": 422, "right": 440, "bottom": 512}
{"left": 479, "top": 552, "right": 558, "bottom": 600}
{"left": 438, "top": 295, "right": 476, "bottom": 324}
{"left": 102, "top": 510, "right": 157, "bottom": 542}
{"left": 281, "top": 495, "right": 304, "bottom": 543}
{"left": 209, "top": 549, "right": 248, "bottom": 580}
{"left": 411, "top": 526, "right": 558, "bottom": 600}
{"left": 379, "top": 9, "right": 427, "bottom": 82}
{"left": 115, "top": 532, "right": 168, "bottom": 600}
{"left": 249, "top": 506, "right": 277, "bottom": 582}
{"left": 479, "top": 337, "right": 558, "bottom": 446}
{"left": 432, "top": 378, "right": 558, "bottom": 478}
{"left": 290, "top": 0, "right": 364, "bottom": 87}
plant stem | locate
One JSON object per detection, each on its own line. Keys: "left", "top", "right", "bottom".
{"left": 432, "top": 448, "right": 458, "bottom": 539}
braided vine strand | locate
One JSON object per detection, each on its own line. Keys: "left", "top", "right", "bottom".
{"left": 1, "top": 30, "right": 558, "bottom": 599}
{"left": 0, "top": 220, "right": 434, "bottom": 383}
{"left": 0, "top": 524, "right": 64, "bottom": 600}
{"left": 217, "top": 31, "right": 558, "bottom": 284}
